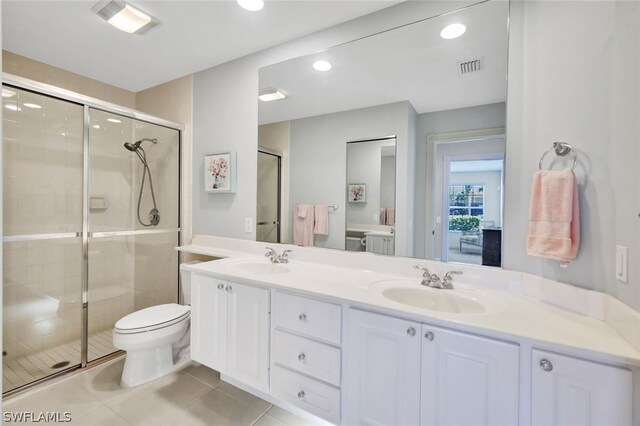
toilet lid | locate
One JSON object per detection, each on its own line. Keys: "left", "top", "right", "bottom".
{"left": 115, "top": 303, "right": 190, "bottom": 332}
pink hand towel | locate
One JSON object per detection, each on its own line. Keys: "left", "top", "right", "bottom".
{"left": 293, "top": 204, "right": 315, "bottom": 246}
{"left": 314, "top": 205, "right": 329, "bottom": 235}
{"left": 385, "top": 208, "right": 395, "bottom": 226}
{"left": 527, "top": 168, "right": 580, "bottom": 264}
{"left": 379, "top": 208, "right": 386, "bottom": 225}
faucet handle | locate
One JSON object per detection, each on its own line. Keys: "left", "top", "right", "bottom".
{"left": 281, "top": 250, "right": 293, "bottom": 262}
{"left": 443, "top": 270, "right": 463, "bottom": 287}
{"left": 414, "top": 265, "right": 431, "bottom": 277}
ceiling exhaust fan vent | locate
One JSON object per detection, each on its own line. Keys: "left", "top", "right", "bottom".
{"left": 458, "top": 58, "right": 483, "bottom": 75}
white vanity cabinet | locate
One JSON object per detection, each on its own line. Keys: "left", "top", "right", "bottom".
{"left": 190, "top": 273, "right": 270, "bottom": 392}
{"left": 421, "top": 324, "right": 519, "bottom": 426}
{"left": 345, "top": 309, "right": 422, "bottom": 426}
{"left": 365, "top": 234, "right": 394, "bottom": 255}
{"left": 345, "top": 309, "right": 520, "bottom": 426}
{"left": 531, "top": 349, "right": 633, "bottom": 426}
{"left": 271, "top": 292, "right": 343, "bottom": 424}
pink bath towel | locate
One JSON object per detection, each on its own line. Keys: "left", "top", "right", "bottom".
{"left": 314, "top": 205, "right": 329, "bottom": 235}
{"left": 527, "top": 168, "right": 580, "bottom": 264}
{"left": 385, "top": 208, "right": 395, "bottom": 226}
{"left": 293, "top": 204, "right": 315, "bottom": 246}
{"left": 379, "top": 208, "right": 387, "bottom": 225}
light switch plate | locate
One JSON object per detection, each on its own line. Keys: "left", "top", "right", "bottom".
{"left": 616, "top": 245, "right": 628, "bottom": 283}
{"left": 244, "top": 217, "right": 253, "bottom": 233}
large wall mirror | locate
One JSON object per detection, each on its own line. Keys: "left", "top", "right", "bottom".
{"left": 257, "top": 0, "right": 509, "bottom": 267}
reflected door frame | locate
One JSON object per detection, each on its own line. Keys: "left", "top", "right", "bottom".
{"left": 257, "top": 147, "right": 282, "bottom": 243}
{"left": 428, "top": 129, "right": 505, "bottom": 263}
{"left": 441, "top": 152, "right": 505, "bottom": 263}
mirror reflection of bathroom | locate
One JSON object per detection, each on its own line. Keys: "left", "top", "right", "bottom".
{"left": 345, "top": 137, "right": 396, "bottom": 255}
{"left": 431, "top": 133, "right": 505, "bottom": 266}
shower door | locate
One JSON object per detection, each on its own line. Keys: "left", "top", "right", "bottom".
{"left": 2, "top": 86, "right": 84, "bottom": 391}
{"left": 86, "top": 109, "right": 180, "bottom": 362}
{"left": 256, "top": 150, "right": 281, "bottom": 243}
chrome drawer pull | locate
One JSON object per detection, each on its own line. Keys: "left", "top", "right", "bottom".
{"left": 424, "top": 331, "right": 434, "bottom": 341}
{"left": 298, "top": 313, "right": 307, "bottom": 322}
{"left": 407, "top": 327, "right": 416, "bottom": 337}
{"left": 298, "top": 353, "right": 306, "bottom": 362}
{"left": 297, "top": 390, "right": 305, "bottom": 399}
{"left": 225, "top": 285, "right": 232, "bottom": 292}
{"left": 217, "top": 283, "right": 224, "bottom": 290}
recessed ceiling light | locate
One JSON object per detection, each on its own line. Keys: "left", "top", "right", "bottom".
{"left": 5, "top": 104, "right": 20, "bottom": 111}
{"left": 2, "top": 88, "right": 16, "bottom": 98}
{"left": 23, "top": 103, "right": 42, "bottom": 109}
{"left": 93, "top": 124, "right": 101, "bottom": 129}
{"left": 258, "top": 88, "right": 287, "bottom": 102}
{"left": 313, "top": 60, "right": 332, "bottom": 72}
{"left": 93, "top": 1, "right": 159, "bottom": 35}
{"left": 440, "top": 23, "right": 466, "bottom": 39}
{"left": 107, "top": 118, "right": 122, "bottom": 123}
{"left": 237, "top": 0, "right": 264, "bottom": 12}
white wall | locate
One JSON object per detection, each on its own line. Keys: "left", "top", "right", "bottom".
{"left": 191, "top": 1, "right": 480, "bottom": 242}
{"left": 289, "top": 102, "right": 413, "bottom": 253}
{"left": 505, "top": 1, "right": 640, "bottom": 311}
{"left": 414, "top": 102, "right": 507, "bottom": 259}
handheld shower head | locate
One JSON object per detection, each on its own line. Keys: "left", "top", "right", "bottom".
{"left": 123, "top": 138, "right": 157, "bottom": 152}
{"left": 124, "top": 141, "right": 140, "bottom": 151}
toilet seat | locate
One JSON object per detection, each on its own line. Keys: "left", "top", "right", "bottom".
{"left": 114, "top": 303, "right": 190, "bottom": 335}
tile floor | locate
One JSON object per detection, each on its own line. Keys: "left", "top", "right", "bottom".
{"left": 4, "top": 330, "right": 116, "bottom": 392}
{"left": 3, "top": 357, "right": 315, "bottom": 426}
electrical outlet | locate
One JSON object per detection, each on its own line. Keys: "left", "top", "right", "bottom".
{"left": 616, "top": 245, "right": 628, "bottom": 283}
{"left": 244, "top": 217, "right": 253, "bottom": 233}
{"left": 373, "top": 213, "right": 379, "bottom": 223}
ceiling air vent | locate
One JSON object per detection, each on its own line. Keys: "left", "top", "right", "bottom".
{"left": 458, "top": 58, "right": 483, "bottom": 75}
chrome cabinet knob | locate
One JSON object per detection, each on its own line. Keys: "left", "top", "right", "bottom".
{"left": 540, "top": 359, "right": 553, "bottom": 372}
{"left": 217, "top": 283, "right": 224, "bottom": 290}
{"left": 297, "top": 390, "right": 305, "bottom": 399}
{"left": 424, "top": 331, "right": 434, "bottom": 341}
{"left": 407, "top": 327, "right": 416, "bottom": 337}
{"left": 298, "top": 353, "right": 306, "bottom": 362}
{"left": 225, "top": 285, "right": 232, "bottom": 292}
{"left": 298, "top": 313, "right": 307, "bottom": 322}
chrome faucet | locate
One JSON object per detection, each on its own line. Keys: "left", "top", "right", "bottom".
{"left": 265, "top": 247, "right": 293, "bottom": 264}
{"left": 413, "top": 265, "right": 463, "bottom": 289}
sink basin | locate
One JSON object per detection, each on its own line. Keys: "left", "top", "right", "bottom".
{"left": 382, "top": 287, "right": 486, "bottom": 314}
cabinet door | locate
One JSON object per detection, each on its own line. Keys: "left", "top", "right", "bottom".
{"left": 190, "top": 274, "right": 227, "bottom": 372}
{"left": 365, "top": 235, "right": 384, "bottom": 254}
{"left": 421, "top": 325, "right": 519, "bottom": 426}
{"left": 531, "top": 349, "right": 632, "bottom": 426}
{"left": 226, "top": 282, "right": 270, "bottom": 392}
{"left": 345, "top": 309, "right": 421, "bottom": 426}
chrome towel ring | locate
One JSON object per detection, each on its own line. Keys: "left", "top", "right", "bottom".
{"left": 538, "top": 142, "right": 577, "bottom": 171}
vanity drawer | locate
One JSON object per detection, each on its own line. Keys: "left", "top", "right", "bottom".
{"left": 273, "top": 292, "right": 341, "bottom": 345}
{"left": 273, "top": 330, "right": 341, "bottom": 386}
{"left": 272, "top": 366, "right": 341, "bottom": 425}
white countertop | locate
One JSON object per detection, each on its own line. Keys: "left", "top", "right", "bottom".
{"left": 179, "top": 244, "right": 640, "bottom": 368}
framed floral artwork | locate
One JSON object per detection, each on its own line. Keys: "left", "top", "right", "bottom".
{"left": 348, "top": 184, "right": 367, "bottom": 203}
{"left": 205, "top": 152, "right": 236, "bottom": 193}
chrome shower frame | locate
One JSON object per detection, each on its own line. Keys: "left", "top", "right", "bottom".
{"left": 1, "top": 73, "right": 184, "bottom": 398}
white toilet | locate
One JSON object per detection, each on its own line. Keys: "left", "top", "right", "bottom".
{"left": 113, "top": 266, "right": 194, "bottom": 387}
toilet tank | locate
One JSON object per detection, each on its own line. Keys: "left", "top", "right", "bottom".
{"left": 180, "top": 260, "right": 202, "bottom": 305}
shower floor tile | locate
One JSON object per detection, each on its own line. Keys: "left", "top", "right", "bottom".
{"left": 3, "top": 329, "right": 116, "bottom": 392}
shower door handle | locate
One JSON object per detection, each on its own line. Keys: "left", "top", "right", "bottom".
{"left": 256, "top": 221, "right": 279, "bottom": 226}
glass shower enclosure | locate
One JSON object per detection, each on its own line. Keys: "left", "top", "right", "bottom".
{"left": 2, "top": 79, "right": 181, "bottom": 393}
